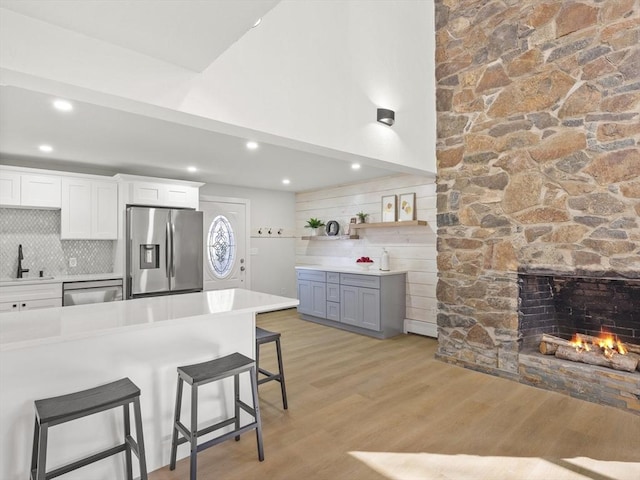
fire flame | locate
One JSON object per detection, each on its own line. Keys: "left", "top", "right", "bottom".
{"left": 570, "top": 332, "right": 628, "bottom": 357}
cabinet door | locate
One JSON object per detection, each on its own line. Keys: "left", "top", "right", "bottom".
{"left": 61, "top": 177, "right": 92, "bottom": 239}
{"left": 297, "top": 279, "right": 313, "bottom": 315}
{"left": 20, "top": 298, "right": 62, "bottom": 311}
{"left": 165, "top": 184, "right": 198, "bottom": 208}
{"left": 327, "top": 283, "right": 340, "bottom": 302}
{"left": 360, "top": 287, "right": 381, "bottom": 330}
{"left": 132, "top": 182, "right": 164, "bottom": 206}
{"left": 92, "top": 181, "right": 118, "bottom": 239}
{"left": 340, "top": 285, "right": 359, "bottom": 326}
{"left": 0, "top": 301, "right": 20, "bottom": 313}
{"left": 310, "top": 281, "right": 327, "bottom": 318}
{"left": 0, "top": 172, "right": 21, "bottom": 206}
{"left": 21, "top": 174, "right": 61, "bottom": 208}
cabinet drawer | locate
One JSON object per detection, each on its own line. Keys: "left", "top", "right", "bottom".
{"left": 296, "top": 270, "right": 326, "bottom": 282}
{"left": 340, "top": 273, "right": 380, "bottom": 289}
{"left": 327, "top": 272, "right": 340, "bottom": 283}
{"left": 327, "top": 283, "right": 340, "bottom": 302}
{"left": 326, "top": 301, "right": 340, "bottom": 321}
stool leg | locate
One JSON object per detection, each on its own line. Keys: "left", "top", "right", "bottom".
{"left": 249, "top": 365, "right": 265, "bottom": 461}
{"left": 123, "top": 403, "right": 133, "bottom": 480}
{"left": 169, "top": 376, "right": 184, "bottom": 470}
{"left": 133, "top": 397, "right": 148, "bottom": 480}
{"left": 190, "top": 384, "right": 198, "bottom": 480}
{"left": 234, "top": 373, "right": 241, "bottom": 441}
{"left": 275, "top": 338, "right": 288, "bottom": 410}
{"left": 35, "top": 422, "right": 48, "bottom": 480}
{"left": 30, "top": 418, "right": 39, "bottom": 479}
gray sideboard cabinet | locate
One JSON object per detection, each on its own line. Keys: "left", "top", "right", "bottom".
{"left": 295, "top": 268, "right": 406, "bottom": 339}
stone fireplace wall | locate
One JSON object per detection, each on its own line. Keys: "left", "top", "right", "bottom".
{"left": 435, "top": 0, "right": 640, "bottom": 377}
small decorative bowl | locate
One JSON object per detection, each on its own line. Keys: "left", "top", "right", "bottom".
{"left": 357, "top": 262, "right": 373, "bottom": 271}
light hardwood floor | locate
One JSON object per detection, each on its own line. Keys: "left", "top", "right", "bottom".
{"left": 150, "top": 309, "right": 640, "bottom": 480}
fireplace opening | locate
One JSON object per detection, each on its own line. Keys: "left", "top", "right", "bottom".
{"left": 518, "top": 272, "right": 640, "bottom": 351}
{"left": 516, "top": 271, "right": 640, "bottom": 413}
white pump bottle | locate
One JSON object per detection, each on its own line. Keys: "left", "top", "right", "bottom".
{"left": 380, "top": 248, "right": 390, "bottom": 271}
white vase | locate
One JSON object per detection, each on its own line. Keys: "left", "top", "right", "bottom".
{"left": 310, "top": 228, "right": 318, "bottom": 236}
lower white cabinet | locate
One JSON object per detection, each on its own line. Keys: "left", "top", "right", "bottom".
{"left": 0, "top": 283, "right": 62, "bottom": 313}
{"left": 296, "top": 268, "right": 406, "bottom": 338}
{"left": 61, "top": 178, "right": 117, "bottom": 239}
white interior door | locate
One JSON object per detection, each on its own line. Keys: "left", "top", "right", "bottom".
{"left": 200, "top": 197, "right": 249, "bottom": 291}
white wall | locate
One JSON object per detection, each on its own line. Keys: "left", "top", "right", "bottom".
{"left": 199, "top": 183, "right": 297, "bottom": 298}
{"left": 295, "top": 174, "right": 438, "bottom": 335}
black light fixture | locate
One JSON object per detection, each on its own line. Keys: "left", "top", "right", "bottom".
{"left": 377, "top": 108, "right": 395, "bottom": 126}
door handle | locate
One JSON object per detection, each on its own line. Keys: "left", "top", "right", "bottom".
{"left": 240, "top": 266, "right": 245, "bottom": 272}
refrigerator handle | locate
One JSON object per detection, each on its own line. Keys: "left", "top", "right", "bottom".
{"left": 166, "top": 221, "right": 172, "bottom": 279}
{"left": 171, "top": 221, "right": 176, "bottom": 278}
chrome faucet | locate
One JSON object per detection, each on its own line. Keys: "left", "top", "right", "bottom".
{"left": 17, "top": 244, "right": 29, "bottom": 279}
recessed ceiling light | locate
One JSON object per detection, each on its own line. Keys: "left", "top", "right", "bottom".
{"left": 252, "top": 18, "right": 262, "bottom": 28}
{"left": 53, "top": 99, "right": 73, "bottom": 112}
{"left": 246, "top": 141, "right": 258, "bottom": 150}
{"left": 187, "top": 166, "right": 197, "bottom": 173}
{"left": 39, "top": 144, "right": 53, "bottom": 153}
{"left": 351, "top": 163, "right": 361, "bottom": 170}
{"left": 282, "top": 179, "right": 290, "bottom": 185}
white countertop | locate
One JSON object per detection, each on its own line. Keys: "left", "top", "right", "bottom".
{"left": 0, "top": 288, "right": 298, "bottom": 351}
{"left": 0, "top": 272, "right": 122, "bottom": 287}
{"left": 295, "top": 265, "right": 407, "bottom": 276}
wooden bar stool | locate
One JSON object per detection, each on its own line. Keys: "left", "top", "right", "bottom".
{"left": 256, "top": 327, "right": 288, "bottom": 409}
{"left": 169, "top": 352, "right": 264, "bottom": 480}
{"left": 30, "top": 377, "right": 148, "bottom": 480}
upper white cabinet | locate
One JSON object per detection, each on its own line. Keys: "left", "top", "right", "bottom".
{"left": 0, "top": 171, "right": 21, "bottom": 205}
{"left": 0, "top": 170, "right": 61, "bottom": 208}
{"left": 117, "top": 174, "right": 202, "bottom": 209}
{"left": 61, "top": 177, "right": 118, "bottom": 239}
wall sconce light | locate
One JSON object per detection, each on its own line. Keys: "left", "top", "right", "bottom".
{"left": 377, "top": 108, "right": 395, "bottom": 126}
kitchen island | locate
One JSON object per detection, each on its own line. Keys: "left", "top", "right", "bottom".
{"left": 0, "top": 288, "right": 298, "bottom": 479}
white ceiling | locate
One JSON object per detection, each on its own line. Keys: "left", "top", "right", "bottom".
{"left": 0, "top": 0, "right": 279, "bottom": 71}
{"left": 0, "top": 1, "right": 421, "bottom": 192}
{"left": 0, "top": 86, "right": 403, "bottom": 191}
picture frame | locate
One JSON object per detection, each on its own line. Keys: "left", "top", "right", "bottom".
{"left": 381, "top": 195, "right": 397, "bottom": 222}
{"left": 398, "top": 193, "right": 416, "bottom": 221}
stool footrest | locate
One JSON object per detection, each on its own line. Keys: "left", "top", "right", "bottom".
{"left": 42, "top": 443, "right": 127, "bottom": 479}
{"left": 197, "top": 421, "right": 259, "bottom": 453}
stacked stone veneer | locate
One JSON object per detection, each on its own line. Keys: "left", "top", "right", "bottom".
{"left": 435, "top": 0, "right": 640, "bottom": 379}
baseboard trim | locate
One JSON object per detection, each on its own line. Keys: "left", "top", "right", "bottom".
{"left": 404, "top": 319, "right": 437, "bottom": 338}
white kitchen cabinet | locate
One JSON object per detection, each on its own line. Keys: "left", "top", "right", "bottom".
{"left": 0, "top": 283, "right": 62, "bottom": 313}
{"left": 92, "top": 181, "right": 118, "bottom": 238}
{"left": 61, "top": 178, "right": 117, "bottom": 239}
{"left": 0, "top": 171, "right": 21, "bottom": 206}
{"left": 130, "top": 181, "right": 199, "bottom": 209}
{"left": 0, "top": 169, "right": 61, "bottom": 208}
{"left": 20, "top": 174, "right": 61, "bottom": 208}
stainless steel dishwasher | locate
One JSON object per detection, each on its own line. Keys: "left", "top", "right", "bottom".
{"left": 62, "top": 279, "right": 124, "bottom": 306}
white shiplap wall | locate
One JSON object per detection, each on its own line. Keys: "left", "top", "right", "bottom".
{"left": 295, "top": 174, "right": 438, "bottom": 336}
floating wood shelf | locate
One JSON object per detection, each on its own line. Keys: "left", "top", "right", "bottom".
{"left": 301, "top": 235, "right": 360, "bottom": 240}
{"left": 350, "top": 220, "right": 427, "bottom": 229}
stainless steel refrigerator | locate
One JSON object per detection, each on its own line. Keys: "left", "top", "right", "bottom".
{"left": 126, "top": 206, "right": 203, "bottom": 298}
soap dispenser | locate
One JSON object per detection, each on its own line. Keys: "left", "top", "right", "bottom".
{"left": 380, "top": 248, "right": 390, "bottom": 271}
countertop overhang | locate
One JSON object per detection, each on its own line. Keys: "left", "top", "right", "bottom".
{"left": 0, "top": 288, "right": 298, "bottom": 351}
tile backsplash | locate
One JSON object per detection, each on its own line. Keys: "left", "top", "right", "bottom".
{"left": 0, "top": 208, "right": 114, "bottom": 278}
